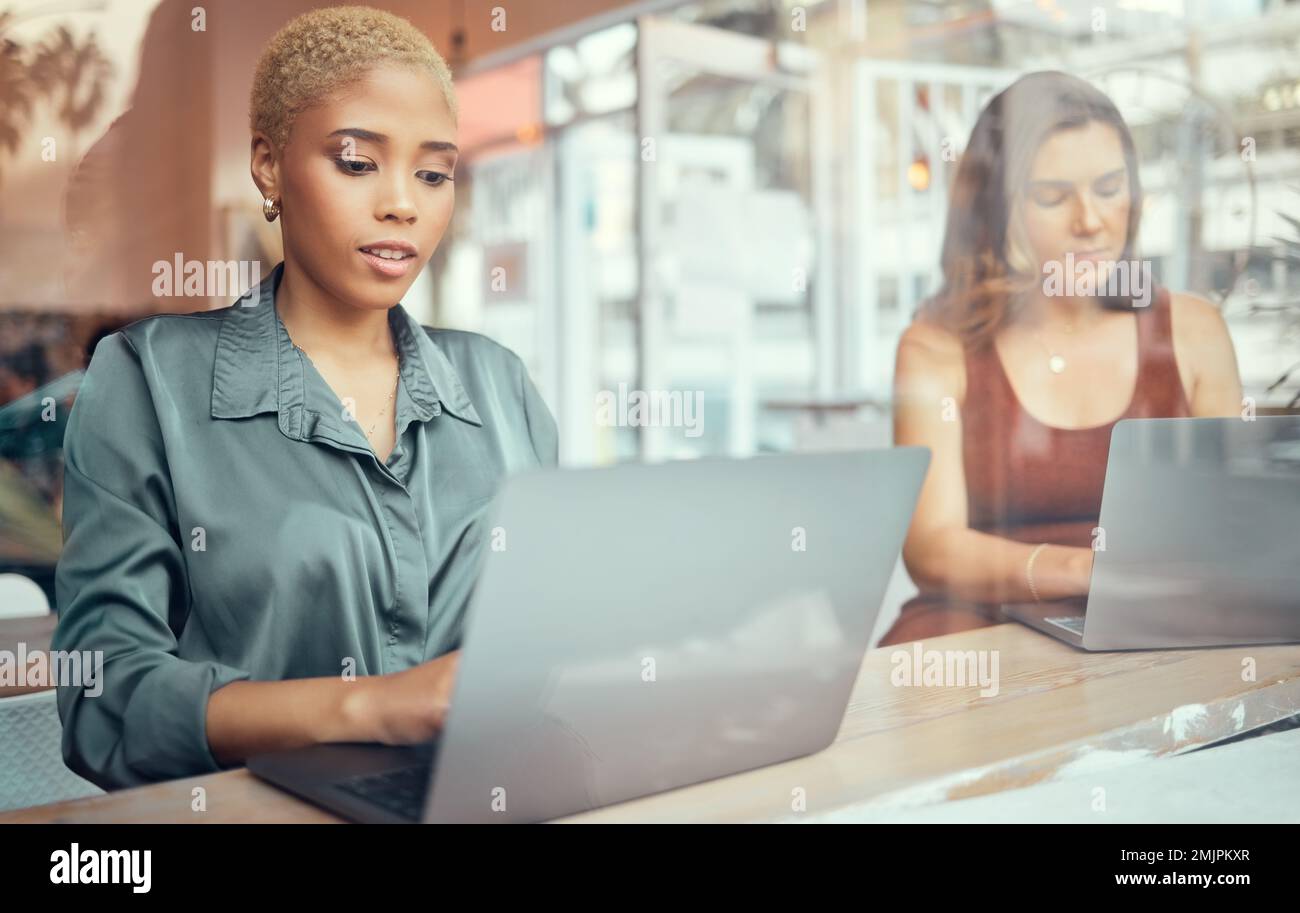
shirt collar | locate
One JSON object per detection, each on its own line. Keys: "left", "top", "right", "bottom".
{"left": 210, "top": 260, "right": 481, "bottom": 436}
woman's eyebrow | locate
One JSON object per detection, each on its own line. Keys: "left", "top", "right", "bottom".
{"left": 326, "top": 127, "right": 458, "bottom": 153}
{"left": 1028, "top": 167, "right": 1126, "bottom": 189}
{"left": 1091, "top": 167, "right": 1126, "bottom": 182}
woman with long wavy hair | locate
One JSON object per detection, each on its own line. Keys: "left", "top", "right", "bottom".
{"left": 881, "top": 70, "right": 1243, "bottom": 644}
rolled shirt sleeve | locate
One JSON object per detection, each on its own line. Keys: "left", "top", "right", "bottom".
{"left": 53, "top": 333, "right": 250, "bottom": 791}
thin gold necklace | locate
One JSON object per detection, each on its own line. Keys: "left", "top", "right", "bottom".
{"left": 1028, "top": 310, "right": 1099, "bottom": 375}
{"left": 363, "top": 366, "right": 401, "bottom": 440}
{"left": 292, "top": 340, "right": 400, "bottom": 438}
{"left": 1031, "top": 327, "right": 1072, "bottom": 375}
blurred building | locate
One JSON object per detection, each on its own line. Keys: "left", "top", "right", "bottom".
{"left": 434, "top": 0, "right": 1300, "bottom": 464}
{"left": 1, "top": 0, "right": 1297, "bottom": 471}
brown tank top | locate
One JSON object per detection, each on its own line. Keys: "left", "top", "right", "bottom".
{"left": 961, "top": 287, "right": 1191, "bottom": 549}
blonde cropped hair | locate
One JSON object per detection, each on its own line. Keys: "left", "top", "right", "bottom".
{"left": 249, "top": 5, "right": 457, "bottom": 152}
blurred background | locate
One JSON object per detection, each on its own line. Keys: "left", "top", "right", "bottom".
{"left": 2, "top": 0, "right": 1298, "bottom": 613}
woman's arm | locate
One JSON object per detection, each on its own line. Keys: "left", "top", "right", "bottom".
{"left": 206, "top": 651, "right": 460, "bottom": 766}
{"left": 892, "top": 320, "right": 1093, "bottom": 603}
{"left": 54, "top": 335, "right": 254, "bottom": 790}
{"left": 1170, "top": 293, "right": 1245, "bottom": 417}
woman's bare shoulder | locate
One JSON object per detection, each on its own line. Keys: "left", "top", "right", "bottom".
{"left": 897, "top": 316, "right": 966, "bottom": 369}
{"left": 1166, "top": 290, "right": 1241, "bottom": 407}
{"left": 1167, "top": 290, "right": 1230, "bottom": 335}
{"left": 894, "top": 315, "right": 967, "bottom": 398}
{"left": 1167, "top": 290, "right": 1237, "bottom": 362}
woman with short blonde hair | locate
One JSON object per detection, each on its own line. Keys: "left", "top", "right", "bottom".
{"left": 53, "top": 6, "right": 557, "bottom": 790}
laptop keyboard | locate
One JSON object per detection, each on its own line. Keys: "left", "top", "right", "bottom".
{"left": 1045, "top": 615, "right": 1086, "bottom": 636}
{"left": 336, "top": 763, "right": 432, "bottom": 822}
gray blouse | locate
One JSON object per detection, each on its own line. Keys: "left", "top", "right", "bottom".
{"left": 52, "top": 260, "right": 557, "bottom": 790}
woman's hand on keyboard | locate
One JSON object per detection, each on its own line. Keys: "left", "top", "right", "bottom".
{"left": 347, "top": 650, "right": 462, "bottom": 745}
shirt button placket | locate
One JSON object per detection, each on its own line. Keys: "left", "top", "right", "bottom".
{"left": 379, "top": 476, "right": 428, "bottom": 670}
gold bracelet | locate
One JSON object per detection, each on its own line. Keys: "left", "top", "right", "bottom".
{"left": 1025, "top": 542, "right": 1049, "bottom": 603}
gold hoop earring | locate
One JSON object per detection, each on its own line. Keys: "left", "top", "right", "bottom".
{"left": 263, "top": 196, "right": 281, "bottom": 222}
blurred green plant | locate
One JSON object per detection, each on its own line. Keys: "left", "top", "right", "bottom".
{"left": 1250, "top": 193, "right": 1300, "bottom": 409}
{"left": 29, "top": 22, "right": 113, "bottom": 160}
{"left": 0, "top": 8, "right": 113, "bottom": 185}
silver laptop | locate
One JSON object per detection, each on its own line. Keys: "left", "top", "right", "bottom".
{"left": 249, "top": 447, "right": 930, "bottom": 822}
{"left": 1003, "top": 416, "right": 1300, "bottom": 651}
